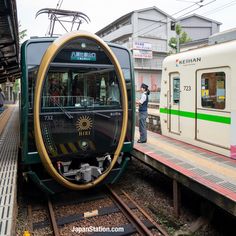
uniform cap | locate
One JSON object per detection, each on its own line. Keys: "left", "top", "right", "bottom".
{"left": 141, "top": 83, "right": 148, "bottom": 89}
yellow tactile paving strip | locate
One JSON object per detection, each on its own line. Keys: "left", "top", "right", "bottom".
{"left": 134, "top": 127, "right": 236, "bottom": 183}
{"left": 0, "top": 106, "right": 14, "bottom": 136}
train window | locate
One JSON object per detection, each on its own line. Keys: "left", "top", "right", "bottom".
{"left": 41, "top": 67, "right": 121, "bottom": 109}
{"left": 26, "top": 44, "right": 131, "bottom": 111}
{"left": 27, "top": 42, "right": 52, "bottom": 65}
{"left": 173, "top": 77, "right": 180, "bottom": 104}
{"left": 201, "top": 72, "right": 225, "bottom": 109}
{"left": 38, "top": 38, "right": 124, "bottom": 110}
{"left": 111, "top": 47, "right": 131, "bottom": 81}
{"left": 28, "top": 66, "right": 38, "bottom": 109}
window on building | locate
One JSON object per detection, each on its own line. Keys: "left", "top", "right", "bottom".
{"left": 173, "top": 77, "right": 180, "bottom": 104}
{"left": 201, "top": 72, "right": 225, "bottom": 109}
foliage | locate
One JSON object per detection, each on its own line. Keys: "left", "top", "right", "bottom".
{"left": 175, "top": 24, "right": 182, "bottom": 36}
{"left": 168, "top": 24, "right": 191, "bottom": 53}
{"left": 19, "top": 22, "right": 27, "bottom": 42}
{"left": 13, "top": 79, "right": 20, "bottom": 93}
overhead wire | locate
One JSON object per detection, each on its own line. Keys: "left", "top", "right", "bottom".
{"left": 176, "top": 0, "right": 216, "bottom": 18}
{"left": 46, "top": 0, "right": 64, "bottom": 35}
{"left": 202, "top": 0, "right": 236, "bottom": 16}
{"left": 56, "top": 0, "right": 64, "bottom": 10}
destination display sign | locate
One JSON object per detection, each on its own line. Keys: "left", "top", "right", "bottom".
{"left": 71, "top": 51, "right": 96, "bottom": 61}
{"left": 53, "top": 49, "right": 111, "bottom": 64}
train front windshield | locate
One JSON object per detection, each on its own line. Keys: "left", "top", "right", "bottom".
{"left": 37, "top": 38, "right": 123, "bottom": 160}
{"left": 42, "top": 67, "right": 120, "bottom": 109}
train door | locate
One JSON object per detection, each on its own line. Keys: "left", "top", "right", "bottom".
{"left": 196, "top": 68, "right": 231, "bottom": 149}
{"left": 168, "top": 73, "right": 180, "bottom": 134}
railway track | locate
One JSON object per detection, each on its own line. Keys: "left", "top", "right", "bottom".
{"left": 27, "top": 186, "right": 169, "bottom": 235}
{"left": 106, "top": 186, "right": 169, "bottom": 236}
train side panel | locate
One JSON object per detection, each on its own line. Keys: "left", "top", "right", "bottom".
{"left": 160, "top": 40, "right": 236, "bottom": 158}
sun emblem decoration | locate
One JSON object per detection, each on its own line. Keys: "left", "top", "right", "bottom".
{"left": 76, "top": 116, "right": 93, "bottom": 131}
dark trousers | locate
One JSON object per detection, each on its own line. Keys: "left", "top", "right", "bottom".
{"left": 139, "top": 111, "right": 148, "bottom": 141}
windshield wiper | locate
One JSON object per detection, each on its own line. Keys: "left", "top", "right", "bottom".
{"left": 93, "top": 111, "right": 111, "bottom": 119}
{"left": 50, "top": 98, "right": 74, "bottom": 119}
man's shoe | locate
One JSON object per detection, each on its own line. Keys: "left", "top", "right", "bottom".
{"left": 137, "top": 139, "right": 147, "bottom": 143}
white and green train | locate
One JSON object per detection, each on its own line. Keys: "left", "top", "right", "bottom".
{"left": 160, "top": 40, "right": 236, "bottom": 158}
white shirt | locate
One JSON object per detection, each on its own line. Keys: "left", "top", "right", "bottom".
{"left": 139, "top": 92, "right": 147, "bottom": 104}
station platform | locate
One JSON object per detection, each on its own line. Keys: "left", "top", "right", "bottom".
{"left": 0, "top": 105, "right": 19, "bottom": 236}
{"left": 131, "top": 128, "right": 236, "bottom": 217}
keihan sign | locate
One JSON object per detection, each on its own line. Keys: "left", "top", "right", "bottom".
{"left": 176, "top": 57, "right": 201, "bottom": 67}
{"left": 71, "top": 52, "right": 96, "bottom": 61}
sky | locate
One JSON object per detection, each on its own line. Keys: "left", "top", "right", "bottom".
{"left": 16, "top": 0, "right": 236, "bottom": 39}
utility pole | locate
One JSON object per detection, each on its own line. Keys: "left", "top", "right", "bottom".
{"left": 176, "top": 34, "right": 180, "bottom": 53}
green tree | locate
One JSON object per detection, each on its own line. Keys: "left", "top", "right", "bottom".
{"left": 19, "top": 22, "right": 27, "bottom": 42}
{"left": 13, "top": 79, "right": 20, "bottom": 102}
{"left": 168, "top": 24, "right": 191, "bottom": 53}
{"left": 13, "top": 79, "right": 20, "bottom": 93}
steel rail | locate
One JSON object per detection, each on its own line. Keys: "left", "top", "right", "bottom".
{"left": 47, "top": 198, "right": 60, "bottom": 236}
{"left": 107, "top": 186, "right": 153, "bottom": 236}
{"left": 122, "top": 190, "right": 169, "bottom": 236}
{"left": 27, "top": 204, "right": 33, "bottom": 234}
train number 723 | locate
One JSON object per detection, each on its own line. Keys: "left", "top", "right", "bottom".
{"left": 183, "top": 86, "right": 191, "bottom": 91}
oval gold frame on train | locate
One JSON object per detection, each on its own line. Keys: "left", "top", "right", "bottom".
{"left": 34, "top": 31, "right": 128, "bottom": 190}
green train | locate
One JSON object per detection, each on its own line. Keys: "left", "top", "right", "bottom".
{"left": 19, "top": 31, "right": 135, "bottom": 194}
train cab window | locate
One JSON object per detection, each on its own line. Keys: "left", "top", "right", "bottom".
{"left": 41, "top": 68, "right": 121, "bottom": 109}
{"left": 201, "top": 72, "right": 225, "bottom": 110}
{"left": 39, "top": 37, "right": 123, "bottom": 110}
{"left": 173, "top": 77, "right": 180, "bottom": 104}
{"left": 71, "top": 70, "right": 121, "bottom": 107}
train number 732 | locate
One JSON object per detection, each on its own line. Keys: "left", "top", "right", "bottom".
{"left": 44, "top": 115, "right": 53, "bottom": 121}
{"left": 183, "top": 86, "right": 191, "bottom": 91}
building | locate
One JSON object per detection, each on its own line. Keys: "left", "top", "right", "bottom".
{"left": 178, "top": 14, "right": 221, "bottom": 41}
{"left": 208, "top": 27, "right": 236, "bottom": 45}
{"left": 179, "top": 14, "right": 221, "bottom": 52}
{"left": 96, "top": 6, "right": 176, "bottom": 102}
{"left": 96, "top": 8, "right": 221, "bottom": 102}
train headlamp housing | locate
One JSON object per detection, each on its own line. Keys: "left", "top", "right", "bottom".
{"left": 34, "top": 31, "right": 128, "bottom": 190}
{"left": 81, "top": 42, "right": 86, "bottom": 48}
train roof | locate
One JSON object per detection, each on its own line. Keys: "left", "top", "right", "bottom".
{"left": 22, "top": 36, "right": 130, "bottom": 52}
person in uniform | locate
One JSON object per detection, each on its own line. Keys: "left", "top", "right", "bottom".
{"left": 0, "top": 88, "right": 6, "bottom": 111}
{"left": 137, "top": 83, "right": 150, "bottom": 143}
